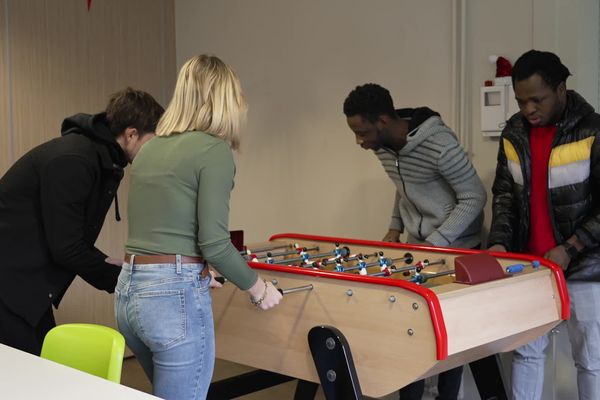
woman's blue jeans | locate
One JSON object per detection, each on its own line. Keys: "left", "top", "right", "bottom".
{"left": 115, "top": 256, "right": 214, "bottom": 400}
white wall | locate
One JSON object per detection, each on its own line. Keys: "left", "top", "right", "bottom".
{"left": 466, "top": 1, "right": 534, "bottom": 241}
{"left": 175, "top": 0, "right": 456, "bottom": 243}
{"left": 533, "top": 0, "right": 600, "bottom": 111}
{"left": 174, "top": 1, "right": 599, "bottom": 245}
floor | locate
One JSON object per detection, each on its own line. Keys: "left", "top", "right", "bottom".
{"left": 120, "top": 356, "right": 483, "bottom": 400}
{"left": 119, "top": 327, "right": 584, "bottom": 399}
{"left": 121, "top": 357, "right": 330, "bottom": 399}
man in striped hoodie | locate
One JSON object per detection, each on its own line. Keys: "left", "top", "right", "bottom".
{"left": 343, "top": 84, "right": 491, "bottom": 400}
{"left": 344, "top": 84, "right": 486, "bottom": 249}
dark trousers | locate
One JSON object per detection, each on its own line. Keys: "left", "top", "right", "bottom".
{"left": 399, "top": 356, "right": 507, "bottom": 400}
{"left": 469, "top": 355, "right": 507, "bottom": 400}
{"left": 399, "top": 366, "right": 463, "bottom": 400}
{"left": 0, "top": 299, "right": 55, "bottom": 355}
{"left": 399, "top": 244, "right": 506, "bottom": 400}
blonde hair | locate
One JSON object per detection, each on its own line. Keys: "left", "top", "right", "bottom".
{"left": 156, "top": 54, "right": 247, "bottom": 150}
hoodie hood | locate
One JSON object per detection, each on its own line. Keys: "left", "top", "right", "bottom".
{"left": 395, "top": 107, "right": 454, "bottom": 154}
{"left": 60, "top": 112, "right": 126, "bottom": 222}
{"left": 396, "top": 107, "right": 440, "bottom": 131}
{"left": 61, "top": 112, "right": 128, "bottom": 168}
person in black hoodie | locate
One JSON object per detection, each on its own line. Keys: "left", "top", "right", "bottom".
{"left": 0, "top": 87, "right": 164, "bottom": 355}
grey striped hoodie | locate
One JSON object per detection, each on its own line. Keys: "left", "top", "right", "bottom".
{"left": 376, "top": 110, "right": 486, "bottom": 248}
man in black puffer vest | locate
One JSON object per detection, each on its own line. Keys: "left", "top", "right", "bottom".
{"left": 488, "top": 50, "right": 600, "bottom": 400}
{"left": 0, "top": 88, "right": 164, "bottom": 355}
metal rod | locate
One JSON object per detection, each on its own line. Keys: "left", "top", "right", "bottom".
{"left": 386, "top": 263, "right": 421, "bottom": 274}
{"left": 254, "top": 245, "right": 320, "bottom": 260}
{"left": 369, "top": 267, "right": 399, "bottom": 277}
{"left": 256, "top": 249, "right": 300, "bottom": 259}
{"left": 271, "top": 255, "right": 306, "bottom": 265}
{"left": 337, "top": 251, "right": 378, "bottom": 264}
{"left": 412, "top": 269, "right": 455, "bottom": 283}
{"left": 243, "top": 243, "right": 291, "bottom": 255}
{"left": 369, "top": 261, "right": 438, "bottom": 278}
{"left": 213, "top": 278, "right": 313, "bottom": 297}
{"left": 272, "top": 247, "right": 349, "bottom": 265}
{"left": 423, "top": 259, "right": 446, "bottom": 268}
{"left": 278, "top": 284, "right": 314, "bottom": 295}
{"left": 310, "top": 247, "right": 350, "bottom": 261}
{"left": 388, "top": 252, "right": 414, "bottom": 264}
{"left": 372, "top": 262, "right": 428, "bottom": 274}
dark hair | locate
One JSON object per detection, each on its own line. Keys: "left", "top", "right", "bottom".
{"left": 105, "top": 87, "right": 164, "bottom": 137}
{"left": 343, "top": 83, "right": 396, "bottom": 123}
{"left": 512, "top": 50, "right": 571, "bottom": 90}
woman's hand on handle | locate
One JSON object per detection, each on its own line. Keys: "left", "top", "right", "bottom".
{"left": 208, "top": 270, "right": 223, "bottom": 288}
{"left": 246, "top": 276, "right": 282, "bottom": 310}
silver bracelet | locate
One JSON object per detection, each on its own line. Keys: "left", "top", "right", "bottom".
{"left": 250, "top": 279, "right": 268, "bottom": 307}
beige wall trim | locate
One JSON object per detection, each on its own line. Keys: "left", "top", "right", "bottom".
{"left": 451, "top": 0, "right": 469, "bottom": 150}
{"left": 1, "top": 0, "right": 14, "bottom": 169}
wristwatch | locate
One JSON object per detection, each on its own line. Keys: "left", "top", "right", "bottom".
{"left": 562, "top": 242, "right": 579, "bottom": 258}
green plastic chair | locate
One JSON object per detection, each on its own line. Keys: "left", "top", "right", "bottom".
{"left": 40, "top": 323, "right": 126, "bottom": 383}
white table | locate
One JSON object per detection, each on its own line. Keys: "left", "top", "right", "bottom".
{"left": 0, "top": 343, "right": 160, "bottom": 399}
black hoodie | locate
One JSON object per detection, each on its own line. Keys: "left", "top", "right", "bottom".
{"left": 0, "top": 113, "right": 125, "bottom": 327}
{"left": 61, "top": 112, "right": 128, "bottom": 168}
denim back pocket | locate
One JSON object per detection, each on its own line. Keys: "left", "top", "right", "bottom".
{"left": 134, "top": 289, "right": 186, "bottom": 350}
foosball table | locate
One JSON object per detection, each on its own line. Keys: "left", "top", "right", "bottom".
{"left": 210, "top": 233, "right": 569, "bottom": 399}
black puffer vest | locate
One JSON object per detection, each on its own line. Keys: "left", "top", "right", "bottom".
{"left": 488, "top": 91, "right": 600, "bottom": 280}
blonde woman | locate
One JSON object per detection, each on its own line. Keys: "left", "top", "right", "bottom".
{"left": 115, "top": 54, "right": 282, "bottom": 399}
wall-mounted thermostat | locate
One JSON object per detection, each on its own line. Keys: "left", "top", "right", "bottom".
{"left": 480, "top": 85, "right": 519, "bottom": 137}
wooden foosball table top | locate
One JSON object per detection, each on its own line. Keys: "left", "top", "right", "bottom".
{"left": 212, "top": 233, "right": 568, "bottom": 398}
